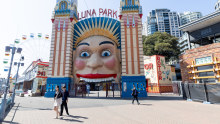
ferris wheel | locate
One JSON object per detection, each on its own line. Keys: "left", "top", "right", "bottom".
{"left": 19, "top": 33, "right": 51, "bottom": 74}
{"left": 3, "top": 33, "right": 51, "bottom": 76}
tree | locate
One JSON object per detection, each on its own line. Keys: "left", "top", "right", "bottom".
{"left": 143, "top": 32, "right": 180, "bottom": 61}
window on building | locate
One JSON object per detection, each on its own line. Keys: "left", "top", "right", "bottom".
{"left": 127, "top": 0, "right": 132, "bottom": 5}
{"left": 198, "top": 72, "right": 214, "bottom": 77}
{"left": 197, "top": 65, "right": 213, "bottom": 71}
{"left": 19, "top": 84, "right": 23, "bottom": 90}
{"left": 198, "top": 78, "right": 216, "bottom": 83}
{"left": 197, "top": 65, "right": 215, "bottom": 83}
{"left": 60, "top": 1, "right": 67, "bottom": 10}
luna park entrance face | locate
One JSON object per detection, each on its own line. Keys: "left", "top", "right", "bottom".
{"left": 74, "top": 81, "right": 121, "bottom": 98}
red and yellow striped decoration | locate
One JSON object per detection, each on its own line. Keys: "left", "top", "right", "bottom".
{"left": 22, "top": 35, "right": 27, "bottom": 40}
{"left": 5, "top": 53, "right": 10, "bottom": 56}
{"left": 45, "top": 35, "right": 49, "bottom": 39}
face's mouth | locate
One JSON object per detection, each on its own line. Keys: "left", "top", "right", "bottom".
{"left": 76, "top": 74, "right": 117, "bottom": 79}
{"left": 76, "top": 74, "right": 117, "bottom": 82}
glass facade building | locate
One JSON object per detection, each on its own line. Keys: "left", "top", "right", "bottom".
{"left": 178, "top": 12, "right": 202, "bottom": 54}
{"left": 179, "top": 12, "right": 202, "bottom": 26}
{"left": 144, "top": 9, "right": 181, "bottom": 38}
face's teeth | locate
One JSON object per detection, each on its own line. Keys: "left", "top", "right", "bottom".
{"left": 80, "top": 77, "right": 114, "bottom": 82}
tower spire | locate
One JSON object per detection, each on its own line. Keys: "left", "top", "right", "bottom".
{"left": 119, "top": 0, "right": 142, "bottom": 18}
{"left": 52, "top": 0, "right": 78, "bottom": 22}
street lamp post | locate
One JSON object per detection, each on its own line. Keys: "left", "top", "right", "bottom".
{"left": 0, "top": 46, "right": 16, "bottom": 121}
{"left": 11, "top": 56, "right": 24, "bottom": 104}
{"left": 0, "top": 46, "right": 22, "bottom": 121}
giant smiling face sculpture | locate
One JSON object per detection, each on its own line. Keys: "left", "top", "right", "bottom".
{"left": 73, "top": 17, "right": 121, "bottom": 83}
{"left": 73, "top": 36, "right": 121, "bottom": 82}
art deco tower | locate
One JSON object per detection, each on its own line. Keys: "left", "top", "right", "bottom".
{"left": 45, "top": 0, "right": 78, "bottom": 97}
{"left": 119, "top": 0, "right": 147, "bottom": 97}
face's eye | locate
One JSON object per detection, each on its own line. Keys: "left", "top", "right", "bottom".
{"left": 80, "top": 51, "right": 90, "bottom": 58}
{"left": 101, "top": 50, "right": 111, "bottom": 57}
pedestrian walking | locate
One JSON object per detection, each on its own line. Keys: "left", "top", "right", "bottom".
{"left": 54, "top": 86, "right": 63, "bottom": 119}
{"left": 60, "top": 86, "right": 69, "bottom": 116}
{"left": 86, "top": 84, "right": 90, "bottom": 94}
{"left": 131, "top": 86, "right": 140, "bottom": 105}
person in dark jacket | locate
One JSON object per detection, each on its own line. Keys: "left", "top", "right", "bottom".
{"left": 54, "top": 86, "right": 63, "bottom": 119}
{"left": 60, "top": 86, "right": 69, "bottom": 116}
{"left": 131, "top": 86, "right": 140, "bottom": 105}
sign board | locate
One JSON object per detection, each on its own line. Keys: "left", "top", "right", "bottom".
{"left": 78, "top": 8, "right": 118, "bottom": 20}
{"left": 37, "top": 71, "right": 46, "bottom": 76}
{"left": 195, "top": 56, "right": 212, "bottom": 65}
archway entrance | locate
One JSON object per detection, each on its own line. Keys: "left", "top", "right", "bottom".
{"left": 74, "top": 81, "right": 121, "bottom": 98}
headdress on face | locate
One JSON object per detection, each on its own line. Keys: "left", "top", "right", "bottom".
{"left": 73, "top": 17, "right": 121, "bottom": 50}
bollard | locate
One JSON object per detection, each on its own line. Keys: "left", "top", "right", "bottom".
{"left": 98, "top": 92, "right": 99, "bottom": 98}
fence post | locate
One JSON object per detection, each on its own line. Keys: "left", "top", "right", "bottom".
{"left": 203, "top": 83, "right": 211, "bottom": 104}
{"left": 75, "top": 85, "right": 77, "bottom": 97}
{"left": 106, "top": 83, "right": 108, "bottom": 98}
{"left": 82, "top": 86, "right": 83, "bottom": 98}
{"left": 176, "top": 82, "right": 180, "bottom": 96}
{"left": 179, "top": 81, "right": 183, "bottom": 96}
{"left": 120, "top": 83, "right": 122, "bottom": 98}
{"left": 187, "top": 83, "right": 192, "bottom": 101}
{"left": 113, "top": 83, "right": 115, "bottom": 98}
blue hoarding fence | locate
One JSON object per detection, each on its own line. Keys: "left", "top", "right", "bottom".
{"left": 44, "top": 77, "right": 72, "bottom": 98}
{"left": 121, "top": 76, "right": 147, "bottom": 98}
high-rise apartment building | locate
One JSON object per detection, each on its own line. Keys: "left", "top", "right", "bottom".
{"left": 179, "top": 12, "right": 202, "bottom": 26}
{"left": 178, "top": 12, "right": 202, "bottom": 54}
{"left": 144, "top": 9, "right": 181, "bottom": 38}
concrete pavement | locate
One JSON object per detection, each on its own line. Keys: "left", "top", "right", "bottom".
{"left": 3, "top": 95, "right": 220, "bottom": 124}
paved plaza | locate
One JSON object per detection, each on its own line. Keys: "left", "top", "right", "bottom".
{"left": 2, "top": 94, "right": 220, "bottom": 124}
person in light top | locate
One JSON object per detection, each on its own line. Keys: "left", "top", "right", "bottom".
{"left": 53, "top": 86, "right": 62, "bottom": 119}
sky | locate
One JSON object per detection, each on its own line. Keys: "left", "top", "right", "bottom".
{"left": 0, "top": 0, "right": 217, "bottom": 78}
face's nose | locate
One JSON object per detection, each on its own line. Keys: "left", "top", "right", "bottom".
{"left": 87, "top": 53, "right": 103, "bottom": 69}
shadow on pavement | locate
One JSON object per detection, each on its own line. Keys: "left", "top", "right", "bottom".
{"left": 18, "top": 106, "right": 52, "bottom": 111}
{"left": 139, "top": 104, "right": 153, "bottom": 106}
{"left": 2, "top": 121, "right": 20, "bottom": 124}
{"left": 60, "top": 118, "right": 84, "bottom": 123}
{"left": 3, "top": 103, "right": 20, "bottom": 124}
{"left": 60, "top": 115, "right": 88, "bottom": 123}
{"left": 68, "top": 115, "right": 88, "bottom": 119}
{"left": 38, "top": 108, "right": 53, "bottom": 111}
